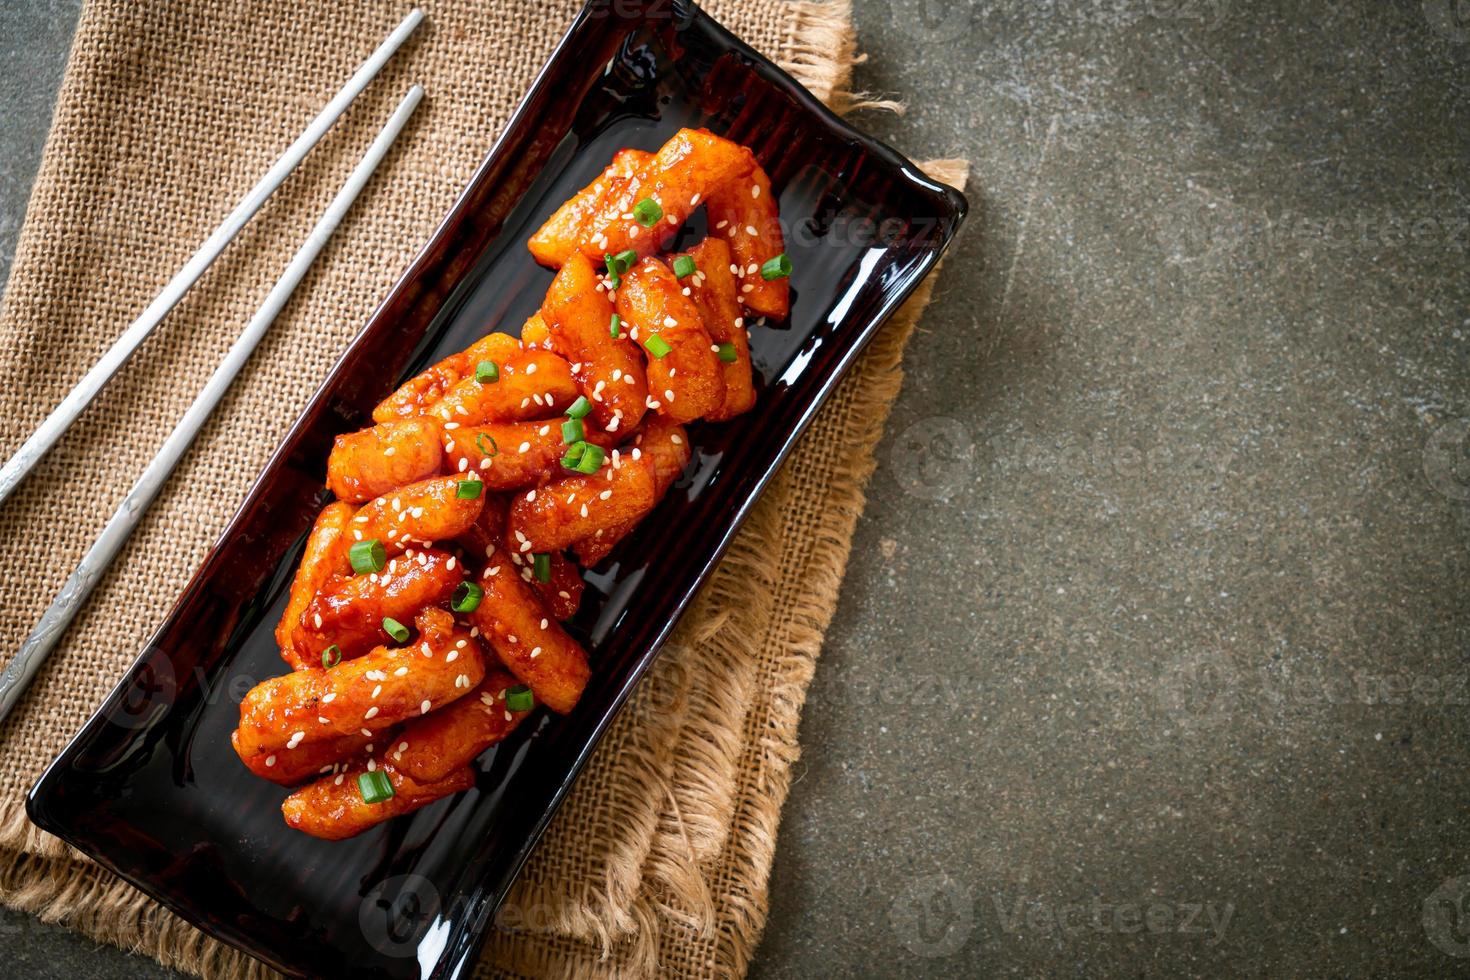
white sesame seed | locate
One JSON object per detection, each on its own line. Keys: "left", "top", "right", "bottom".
{"left": 313, "top": 613, "right": 322, "bottom": 629}
{"left": 323, "top": 692, "right": 337, "bottom": 703}
{"left": 371, "top": 684, "right": 382, "bottom": 699}
{"left": 365, "top": 707, "right": 379, "bottom": 719}
{"left": 383, "top": 446, "right": 396, "bottom": 457}
{"left": 420, "top": 699, "right": 431, "bottom": 714}
{"left": 580, "top": 504, "right": 589, "bottom": 518}
{"left": 717, "top": 220, "right": 728, "bottom": 229}
{"left": 444, "top": 421, "right": 460, "bottom": 430}
{"left": 367, "top": 758, "right": 377, "bottom": 772}
{"left": 539, "top": 618, "right": 548, "bottom": 629}
{"left": 447, "top": 556, "right": 457, "bottom": 571}
{"left": 265, "top": 755, "right": 277, "bottom": 767}
{"left": 334, "top": 773, "right": 344, "bottom": 785}
{"left": 530, "top": 647, "right": 542, "bottom": 659}
{"left": 520, "top": 540, "right": 533, "bottom": 552}
{"left": 599, "top": 489, "right": 612, "bottom": 500}
{"left": 526, "top": 363, "right": 538, "bottom": 374}
{"left": 752, "top": 184, "right": 761, "bottom": 199}
{"left": 663, "top": 315, "right": 678, "bottom": 328}
{"left": 691, "top": 193, "right": 702, "bottom": 206}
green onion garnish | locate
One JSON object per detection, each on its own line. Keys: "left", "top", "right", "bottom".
{"left": 475, "top": 360, "right": 500, "bottom": 383}
{"left": 645, "top": 335, "right": 672, "bottom": 359}
{"left": 451, "top": 581, "right": 484, "bottom": 613}
{"left": 563, "top": 440, "right": 588, "bottom": 464}
{"left": 760, "top": 253, "right": 792, "bottom": 280}
{"left": 573, "top": 443, "right": 606, "bottom": 474}
{"left": 349, "top": 539, "right": 386, "bottom": 574}
{"left": 533, "top": 553, "right": 551, "bottom": 583}
{"left": 562, "top": 418, "right": 584, "bottom": 445}
{"left": 716, "top": 342, "right": 738, "bottom": 363}
{"left": 613, "top": 249, "right": 637, "bottom": 271}
{"left": 565, "top": 395, "right": 591, "bottom": 419}
{"left": 609, "top": 313, "right": 621, "bottom": 339}
{"left": 673, "top": 255, "right": 696, "bottom": 279}
{"left": 476, "top": 433, "right": 499, "bottom": 457}
{"left": 358, "top": 770, "right": 394, "bottom": 804}
{"left": 506, "top": 685, "right": 534, "bottom": 712}
{"left": 382, "top": 617, "right": 410, "bottom": 643}
{"left": 456, "top": 479, "right": 484, "bottom": 499}
{"left": 604, "top": 252, "right": 621, "bottom": 288}
{"left": 633, "top": 198, "right": 663, "bottom": 227}
{"left": 321, "top": 645, "right": 342, "bottom": 669}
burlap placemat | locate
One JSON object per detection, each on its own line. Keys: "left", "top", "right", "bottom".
{"left": 0, "top": 0, "right": 966, "bottom": 976}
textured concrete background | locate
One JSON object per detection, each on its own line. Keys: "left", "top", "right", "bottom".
{"left": 2, "top": 1, "right": 1469, "bottom": 978}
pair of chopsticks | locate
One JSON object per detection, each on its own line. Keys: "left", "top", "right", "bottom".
{"left": 0, "top": 10, "right": 428, "bottom": 724}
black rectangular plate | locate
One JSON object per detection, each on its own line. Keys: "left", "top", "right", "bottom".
{"left": 25, "top": 2, "right": 966, "bottom": 977}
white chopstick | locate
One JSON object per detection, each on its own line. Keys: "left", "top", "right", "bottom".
{"left": 0, "top": 8, "right": 425, "bottom": 510}
{"left": 0, "top": 85, "right": 426, "bottom": 726}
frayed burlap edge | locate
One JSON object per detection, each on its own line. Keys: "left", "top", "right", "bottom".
{"left": 0, "top": 0, "right": 967, "bottom": 975}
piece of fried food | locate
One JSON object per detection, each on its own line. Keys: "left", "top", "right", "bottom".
{"left": 616, "top": 256, "right": 724, "bottom": 423}
{"left": 351, "top": 475, "right": 485, "bottom": 555}
{"left": 294, "top": 549, "right": 462, "bottom": 661}
{"left": 282, "top": 761, "right": 475, "bottom": 840}
{"left": 391, "top": 671, "right": 531, "bottom": 783}
{"left": 705, "top": 160, "right": 789, "bottom": 320}
{"left": 277, "top": 502, "right": 356, "bottom": 669}
{"left": 443, "top": 419, "right": 617, "bottom": 492}
{"left": 465, "top": 550, "right": 590, "bottom": 715}
{"left": 427, "top": 349, "right": 579, "bottom": 427}
{"left": 577, "top": 129, "right": 755, "bottom": 264}
{"left": 529, "top": 148, "right": 652, "bottom": 268}
{"left": 459, "top": 495, "right": 585, "bottom": 621}
{"left": 233, "top": 729, "right": 375, "bottom": 786}
{"left": 235, "top": 608, "right": 485, "bottom": 761}
{"left": 373, "top": 332, "right": 523, "bottom": 423}
{"left": 541, "top": 251, "right": 648, "bottom": 432}
{"left": 508, "top": 453, "right": 658, "bottom": 553}
{"left": 682, "top": 237, "right": 756, "bottom": 421}
{"left": 325, "top": 418, "right": 445, "bottom": 504}
{"left": 572, "top": 415, "right": 692, "bottom": 566}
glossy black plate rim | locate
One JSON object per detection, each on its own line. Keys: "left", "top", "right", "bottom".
{"left": 26, "top": 1, "right": 968, "bottom": 976}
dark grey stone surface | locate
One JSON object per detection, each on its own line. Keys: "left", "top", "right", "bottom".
{"left": 1, "top": 1, "right": 1468, "bottom": 978}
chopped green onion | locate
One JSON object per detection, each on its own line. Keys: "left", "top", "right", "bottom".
{"left": 565, "top": 395, "right": 592, "bottom": 419}
{"left": 563, "top": 440, "right": 588, "bottom": 463}
{"left": 673, "top": 255, "right": 696, "bottom": 279}
{"left": 562, "top": 418, "right": 584, "bottom": 444}
{"left": 645, "top": 335, "right": 672, "bottom": 359}
{"left": 476, "top": 433, "right": 499, "bottom": 457}
{"left": 451, "top": 581, "right": 484, "bottom": 613}
{"left": 349, "top": 539, "right": 386, "bottom": 574}
{"left": 609, "top": 313, "right": 622, "bottom": 339}
{"left": 382, "top": 617, "right": 410, "bottom": 643}
{"left": 505, "top": 685, "right": 535, "bottom": 712}
{"left": 603, "top": 252, "right": 621, "bottom": 288}
{"left": 456, "top": 479, "right": 484, "bottom": 499}
{"left": 633, "top": 198, "right": 663, "bottom": 227}
{"left": 716, "top": 342, "right": 738, "bottom": 363}
{"left": 574, "top": 443, "right": 606, "bottom": 474}
{"left": 613, "top": 249, "right": 637, "bottom": 271}
{"left": 475, "top": 360, "right": 500, "bottom": 383}
{"left": 358, "top": 770, "right": 395, "bottom": 804}
{"left": 760, "top": 253, "right": 792, "bottom": 280}
{"left": 321, "top": 645, "right": 342, "bottom": 669}
{"left": 533, "top": 553, "right": 551, "bottom": 583}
